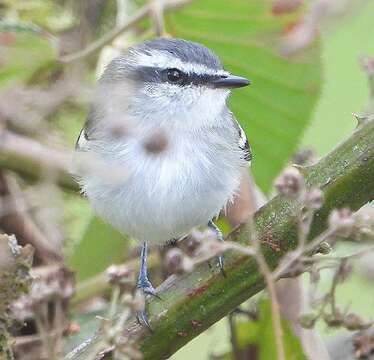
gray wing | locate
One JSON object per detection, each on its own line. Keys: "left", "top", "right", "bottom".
{"left": 75, "top": 128, "right": 89, "bottom": 150}
{"left": 230, "top": 113, "right": 252, "bottom": 163}
{"left": 75, "top": 108, "right": 97, "bottom": 151}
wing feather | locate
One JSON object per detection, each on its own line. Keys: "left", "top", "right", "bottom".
{"left": 230, "top": 113, "right": 252, "bottom": 163}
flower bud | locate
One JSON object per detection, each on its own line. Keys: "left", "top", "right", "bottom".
{"left": 164, "top": 248, "right": 194, "bottom": 275}
{"left": 299, "top": 313, "right": 317, "bottom": 329}
{"left": 316, "top": 242, "right": 331, "bottom": 255}
{"left": 183, "top": 232, "right": 202, "bottom": 257}
{"left": 328, "top": 208, "right": 355, "bottom": 237}
{"left": 106, "top": 264, "right": 134, "bottom": 289}
{"left": 343, "top": 313, "right": 369, "bottom": 331}
{"left": 324, "top": 312, "right": 343, "bottom": 327}
{"left": 274, "top": 166, "right": 304, "bottom": 197}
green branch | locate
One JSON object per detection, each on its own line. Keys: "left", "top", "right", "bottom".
{"left": 69, "top": 117, "right": 374, "bottom": 360}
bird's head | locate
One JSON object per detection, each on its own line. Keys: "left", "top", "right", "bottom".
{"left": 98, "top": 38, "right": 250, "bottom": 130}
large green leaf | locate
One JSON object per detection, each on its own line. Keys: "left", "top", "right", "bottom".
{"left": 0, "top": 22, "right": 56, "bottom": 88}
{"left": 166, "top": 0, "right": 322, "bottom": 192}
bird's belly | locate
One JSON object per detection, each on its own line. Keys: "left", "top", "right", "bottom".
{"left": 83, "top": 139, "right": 243, "bottom": 244}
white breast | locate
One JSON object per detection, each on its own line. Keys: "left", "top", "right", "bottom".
{"left": 78, "top": 126, "right": 246, "bottom": 245}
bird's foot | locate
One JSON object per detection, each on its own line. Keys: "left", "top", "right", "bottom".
{"left": 136, "top": 276, "right": 160, "bottom": 330}
{"left": 135, "top": 241, "right": 162, "bottom": 330}
{"left": 136, "top": 283, "right": 156, "bottom": 330}
{"left": 207, "top": 220, "right": 226, "bottom": 277}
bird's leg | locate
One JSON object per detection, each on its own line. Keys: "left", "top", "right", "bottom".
{"left": 136, "top": 241, "right": 159, "bottom": 329}
{"left": 207, "top": 220, "right": 226, "bottom": 276}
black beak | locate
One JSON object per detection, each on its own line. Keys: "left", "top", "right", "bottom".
{"left": 211, "top": 74, "right": 251, "bottom": 89}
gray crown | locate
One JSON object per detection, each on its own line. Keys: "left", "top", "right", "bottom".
{"left": 137, "top": 38, "right": 223, "bottom": 70}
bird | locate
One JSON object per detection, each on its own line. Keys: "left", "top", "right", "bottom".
{"left": 73, "top": 38, "right": 252, "bottom": 327}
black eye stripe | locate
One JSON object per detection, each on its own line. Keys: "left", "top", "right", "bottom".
{"left": 134, "top": 65, "right": 222, "bottom": 86}
{"left": 188, "top": 72, "right": 216, "bottom": 85}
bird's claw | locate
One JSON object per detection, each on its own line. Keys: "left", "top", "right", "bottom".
{"left": 137, "top": 282, "right": 161, "bottom": 300}
{"left": 207, "top": 255, "right": 226, "bottom": 276}
{"left": 136, "top": 309, "right": 152, "bottom": 331}
{"left": 136, "top": 283, "right": 160, "bottom": 330}
{"left": 207, "top": 220, "right": 226, "bottom": 277}
{"left": 218, "top": 254, "right": 226, "bottom": 277}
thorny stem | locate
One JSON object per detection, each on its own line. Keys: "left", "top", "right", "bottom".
{"left": 310, "top": 244, "right": 374, "bottom": 262}
{"left": 329, "top": 259, "right": 347, "bottom": 316}
{"left": 66, "top": 117, "right": 374, "bottom": 360}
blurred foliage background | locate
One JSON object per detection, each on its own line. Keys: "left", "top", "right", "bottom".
{"left": 0, "top": 0, "right": 374, "bottom": 359}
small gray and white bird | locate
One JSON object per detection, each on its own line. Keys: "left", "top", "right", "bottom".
{"left": 74, "top": 38, "right": 251, "bottom": 326}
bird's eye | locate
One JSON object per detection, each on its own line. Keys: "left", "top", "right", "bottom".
{"left": 166, "top": 68, "right": 185, "bottom": 83}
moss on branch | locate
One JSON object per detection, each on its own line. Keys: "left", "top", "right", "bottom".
{"left": 0, "top": 234, "right": 34, "bottom": 357}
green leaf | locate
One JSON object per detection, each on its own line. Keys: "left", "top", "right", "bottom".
{"left": 68, "top": 217, "right": 129, "bottom": 281}
{"left": 223, "top": 300, "right": 306, "bottom": 360}
{"left": 256, "top": 300, "right": 306, "bottom": 360}
{"left": 0, "top": 22, "right": 56, "bottom": 89}
{"left": 166, "top": 0, "right": 322, "bottom": 192}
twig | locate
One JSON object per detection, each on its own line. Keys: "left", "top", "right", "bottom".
{"left": 59, "top": 0, "right": 192, "bottom": 63}
{"left": 329, "top": 259, "right": 347, "bottom": 316}
{"left": 303, "top": 244, "right": 374, "bottom": 263}
{"left": 34, "top": 304, "right": 57, "bottom": 360}
{"left": 71, "top": 252, "right": 158, "bottom": 307}
{"left": 249, "top": 218, "right": 285, "bottom": 360}
{"left": 272, "top": 228, "right": 336, "bottom": 280}
{"left": 151, "top": 0, "right": 166, "bottom": 37}
{"left": 0, "top": 172, "right": 63, "bottom": 263}
{"left": 0, "top": 129, "right": 141, "bottom": 193}
{"left": 0, "top": 130, "right": 78, "bottom": 192}
{"left": 59, "top": 4, "right": 148, "bottom": 63}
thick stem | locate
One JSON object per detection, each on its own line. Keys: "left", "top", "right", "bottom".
{"left": 67, "top": 118, "right": 374, "bottom": 360}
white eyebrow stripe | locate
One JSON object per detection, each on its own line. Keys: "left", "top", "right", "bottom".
{"left": 129, "top": 49, "right": 229, "bottom": 77}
